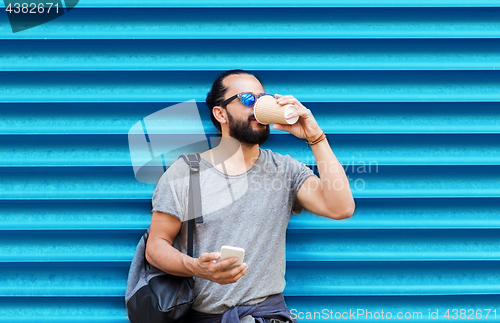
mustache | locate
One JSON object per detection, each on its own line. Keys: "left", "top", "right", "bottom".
{"left": 248, "top": 114, "right": 266, "bottom": 126}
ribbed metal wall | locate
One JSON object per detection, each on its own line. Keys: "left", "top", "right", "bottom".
{"left": 1, "top": 1, "right": 499, "bottom": 322}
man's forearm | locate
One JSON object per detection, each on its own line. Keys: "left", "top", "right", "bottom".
{"left": 145, "top": 237, "right": 246, "bottom": 284}
{"left": 145, "top": 238, "right": 198, "bottom": 277}
{"left": 310, "top": 137, "right": 355, "bottom": 217}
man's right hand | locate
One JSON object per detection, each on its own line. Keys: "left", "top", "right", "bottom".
{"left": 192, "top": 252, "right": 247, "bottom": 285}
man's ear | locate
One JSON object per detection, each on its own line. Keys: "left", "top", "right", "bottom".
{"left": 213, "top": 106, "right": 228, "bottom": 125}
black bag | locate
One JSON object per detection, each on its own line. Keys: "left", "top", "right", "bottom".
{"left": 125, "top": 154, "right": 204, "bottom": 323}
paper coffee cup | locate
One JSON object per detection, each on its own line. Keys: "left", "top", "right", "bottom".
{"left": 253, "top": 95, "right": 299, "bottom": 125}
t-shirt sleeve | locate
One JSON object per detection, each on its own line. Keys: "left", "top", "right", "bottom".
{"left": 287, "top": 156, "right": 316, "bottom": 215}
{"left": 151, "top": 160, "right": 189, "bottom": 222}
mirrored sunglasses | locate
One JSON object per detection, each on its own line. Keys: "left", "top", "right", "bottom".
{"left": 220, "top": 92, "right": 274, "bottom": 108}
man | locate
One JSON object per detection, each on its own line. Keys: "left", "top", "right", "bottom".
{"left": 146, "top": 69, "right": 355, "bottom": 322}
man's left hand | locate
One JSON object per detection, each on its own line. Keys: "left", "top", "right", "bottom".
{"left": 272, "top": 94, "right": 323, "bottom": 142}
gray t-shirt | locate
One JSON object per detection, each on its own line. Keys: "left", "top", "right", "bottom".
{"left": 151, "top": 148, "right": 315, "bottom": 314}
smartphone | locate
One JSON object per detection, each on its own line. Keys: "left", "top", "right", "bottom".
{"left": 219, "top": 245, "right": 245, "bottom": 270}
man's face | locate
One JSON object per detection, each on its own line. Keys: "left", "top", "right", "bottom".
{"left": 222, "top": 74, "right": 270, "bottom": 146}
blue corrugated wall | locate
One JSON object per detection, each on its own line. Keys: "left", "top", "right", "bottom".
{"left": 1, "top": 1, "right": 500, "bottom": 322}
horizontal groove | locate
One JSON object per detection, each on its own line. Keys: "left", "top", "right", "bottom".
{"left": 0, "top": 230, "right": 143, "bottom": 263}
{"left": 1, "top": 8, "right": 499, "bottom": 39}
{"left": 285, "top": 295, "right": 500, "bottom": 323}
{"left": 1, "top": 165, "right": 499, "bottom": 199}
{"left": 0, "top": 297, "right": 128, "bottom": 323}
{"left": 0, "top": 263, "right": 128, "bottom": 297}
{"left": 1, "top": 261, "right": 499, "bottom": 297}
{"left": 1, "top": 198, "right": 499, "bottom": 231}
{"left": 284, "top": 261, "right": 500, "bottom": 296}
{"left": 3, "top": 0, "right": 500, "bottom": 8}
{"left": 290, "top": 198, "right": 500, "bottom": 229}
{"left": 0, "top": 167, "right": 154, "bottom": 200}
{"left": 278, "top": 134, "right": 500, "bottom": 166}
{"left": 1, "top": 102, "right": 499, "bottom": 135}
{"left": 2, "top": 295, "right": 500, "bottom": 323}
{"left": 0, "top": 134, "right": 500, "bottom": 167}
{"left": 1, "top": 229, "right": 499, "bottom": 263}
{"left": 2, "top": 39, "right": 500, "bottom": 71}
{"left": 0, "top": 200, "right": 152, "bottom": 231}
{"left": 1, "top": 134, "right": 500, "bottom": 167}
{"left": 1, "top": 70, "right": 500, "bottom": 103}
{"left": 286, "top": 229, "right": 500, "bottom": 261}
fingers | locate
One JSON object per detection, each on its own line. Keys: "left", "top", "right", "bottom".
{"left": 285, "top": 106, "right": 311, "bottom": 121}
{"left": 196, "top": 252, "right": 248, "bottom": 284}
{"left": 218, "top": 263, "right": 248, "bottom": 285}
{"left": 230, "top": 263, "right": 248, "bottom": 283}
{"left": 198, "top": 252, "right": 220, "bottom": 263}
{"left": 206, "top": 261, "right": 247, "bottom": 285}
{"left": 216, "top": 256, "right": 240, "bottom": 271}
{"left": 276, "top": 94, "right": 294, "bottom": 103}
{"left": 276, "top": 95, "right": 306, "bottom": 109}
{"left": 276, "top": 95, "right": 311, "bottom": 122}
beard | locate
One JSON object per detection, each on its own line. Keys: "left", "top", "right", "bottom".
{"left": 227, "top": 110, "right": 270, "bottom": 146}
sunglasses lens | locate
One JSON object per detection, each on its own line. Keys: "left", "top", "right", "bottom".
{"left": 240, "top": 93, "right": 256, "bottom": 107}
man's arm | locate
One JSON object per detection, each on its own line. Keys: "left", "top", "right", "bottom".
{"left": 146, "top": 211, "right": 247, "bottom": 284}
{"left": 273, "top": 95, "right": 355, "bottom": 220}
{"left": 296, "top": 137, "right": 355, "bottom": 220}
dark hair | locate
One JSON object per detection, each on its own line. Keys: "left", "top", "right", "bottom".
{"left": 206, "top": 69, "right": 261, "bottom": 132}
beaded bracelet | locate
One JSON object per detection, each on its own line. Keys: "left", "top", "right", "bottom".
{"left": 308, "top": 131, "right": 326, "bottom": 146}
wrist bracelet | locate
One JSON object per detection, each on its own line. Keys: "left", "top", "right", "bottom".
{"left": 308, "top": 131, "right": 326, "bottom": 146}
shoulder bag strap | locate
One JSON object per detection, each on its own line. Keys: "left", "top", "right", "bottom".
{"left": 180, "top": 153, "right": 204, "bottom": 258}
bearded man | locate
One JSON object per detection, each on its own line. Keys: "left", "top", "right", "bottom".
{"left": 146, "top": 69, "right": 355, "bottom": 323}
